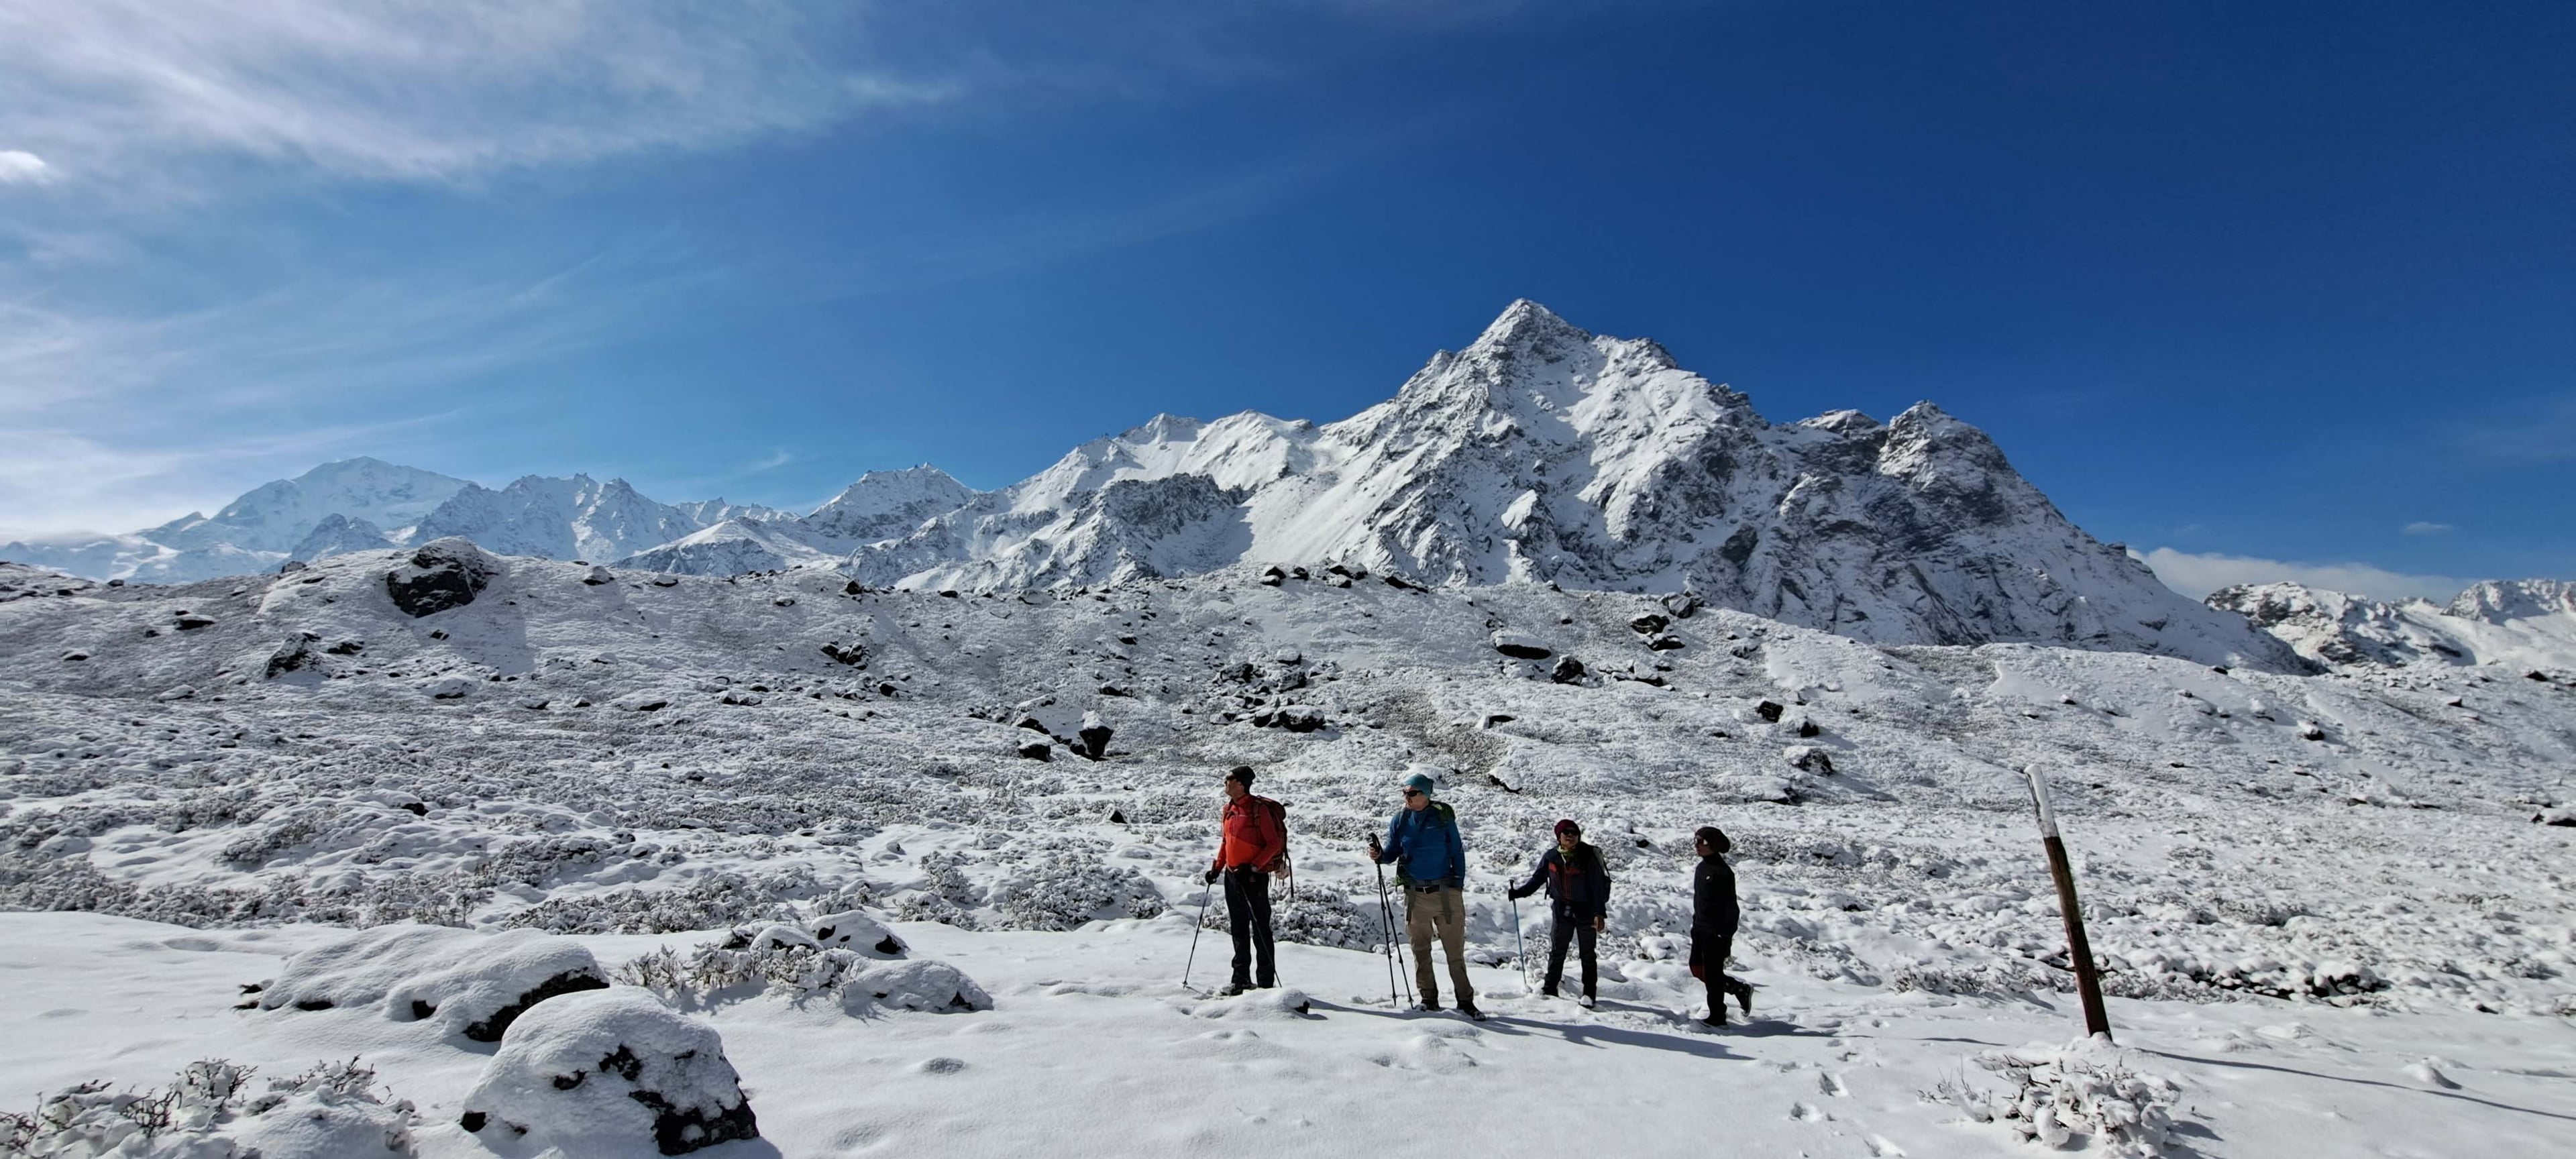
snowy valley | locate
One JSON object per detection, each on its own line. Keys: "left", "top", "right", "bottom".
{"left": 2, "top": 303, "right": 2573, "bottom": 1158}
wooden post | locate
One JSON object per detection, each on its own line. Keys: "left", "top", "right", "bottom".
{"left": 2027, "top": 767, "right": 2112, "bottom": 1041}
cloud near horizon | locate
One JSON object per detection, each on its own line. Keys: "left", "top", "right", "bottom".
{"left": 2138, "top": 547, "right": 2472, "bottom": 604}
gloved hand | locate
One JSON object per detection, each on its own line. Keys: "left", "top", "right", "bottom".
{"left": 1592, "top": 916, "right": 1606, "bottom": 932}
{"left": 1366, "top": 836, "right": 1383, "bottom": 860}
{"left": 1203, "top": 867, "right": 1221, "bottom": 885}
{"left": 1506, "top": 886, "right": 1530, "bottom": 901}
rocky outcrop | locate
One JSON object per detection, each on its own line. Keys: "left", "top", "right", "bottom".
{"left": 386, "top": 537, "right": 499, "bottom": 618}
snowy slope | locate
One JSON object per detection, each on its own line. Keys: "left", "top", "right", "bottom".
{"left": 288, "top": 513, "right": 398, "bottom": 562}
{"left": 2213, "top": 579, "right": 2576, "bottom": 672}
{"left": 5, "top": 551, "right": 2575, "bottom": 1154}
{"left": 612, "top": 518, "right": 838, "bottom": 575}
{"left": 802, "top": 466, "right": 977, "bottom": 547}
{"left": 854, "top": 302, "right": 2303, "bottom": 670}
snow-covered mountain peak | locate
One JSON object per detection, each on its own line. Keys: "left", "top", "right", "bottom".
{"left": 2446, "top": 579, "right": 2576, "bottom": 624}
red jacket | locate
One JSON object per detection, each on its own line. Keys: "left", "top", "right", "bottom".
{"left": 1216, "top": 795, "right": 1286, "bottom": 872}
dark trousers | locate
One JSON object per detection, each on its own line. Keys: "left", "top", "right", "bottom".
{"left": 1697, "top": 932, "right": 1735, "bottom": 1017}
{"left": 1224, "top": 867, "right": 1276, "bottom": 986}
{"left": 1545, "top": 912, "right": 1598, "bottom": 997}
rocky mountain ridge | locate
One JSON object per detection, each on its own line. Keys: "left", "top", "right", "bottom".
{"left": 2210, "top": 579, "right": 2576, "bottom": 671}
{"left": 3, "top": 302, "right": 2545, "bottom": 675}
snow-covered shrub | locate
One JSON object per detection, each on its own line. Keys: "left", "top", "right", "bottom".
{"left": 0, "top": 1058, "right": 417, "bottom": 1158}
{"left": 258, "top": 925, "right": 608, "bottom": 1042}
{"left": 500, "top": 872, "right": 801, "bottom": 935}
{"left": 616, "top": 914, "right": 989, "bottom": 1014}
{"left": 1244, "top": 879, "right": 1383, "bottom": 951}
{"left": 1933, "top": 1037, "right": 2181, "bottom": 1156}
{"left": 460, "top": 988, "right": 756, "bottom": 1156}
{"left": 989, "top": 849, "right": 1164, "bottom": 930}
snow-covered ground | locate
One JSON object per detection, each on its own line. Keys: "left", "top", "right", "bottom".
{"left": 4, "top": 550, "right": 2573, "bottom": 1155}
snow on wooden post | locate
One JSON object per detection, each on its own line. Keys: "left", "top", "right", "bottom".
{"left": 2025, "top": 766, "right": 2112, "bottom": 1042}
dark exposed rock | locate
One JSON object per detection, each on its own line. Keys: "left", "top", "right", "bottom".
{"left": 1076, "top": 712, "right": 1112, "bottom": 759}
{"left": 819, "top": 642, "right": 867, "bottom": 667}
{"left": 1549, "top": 655, "right": 1587, "bottom": 684}
{"left": 1629, "top": 612, "right": 1670, "bottom": 634}
{"left": 1646, "top": 633, "right": 1685, "bottom": 651}
{"left": 584, "top": 565, "right": 615, "bottom": 586}
{"left": 1258, "top": 565, "right": 1285, "bottom": 587}
{"left": 1491, "top": 630, "right": 1552, "bottom": 659}
{"left": 1016, "top": 740, "right": 1052, "bottom": 761}
{"left": 1660, "top": 591, "right": 1702, "bottom": 620}
{"left": 1787, "top": 747, "right": 1835, "bottom": 774}
{"left": 174, "top": 614, "right": 217, "bottom": 631}
{"left": 1755, "top": 700, "right": 1785, "bottom": 722}
{"left": 327, "top": 639, "right": 364, "bottom": 655}
{"left": 1014, "top": 714, "right": 1049, "bottom": 733}
{"left": 278, "top": 559, "right": 309, "bottom": 575}
{"left": 462, "top": 969, "right": 611, "bottom": 1042}
{"left": 386, "top": 537, "right": 499, "bottom": 618}
{"left": 264, "top": 636, "right": 315, "bottom": 679}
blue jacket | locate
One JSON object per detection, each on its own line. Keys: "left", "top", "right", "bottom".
{"left": 1377, "top": 801, "right": 1465, "bottom": 888}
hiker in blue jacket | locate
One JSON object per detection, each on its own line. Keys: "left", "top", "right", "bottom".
{"left": 1368, "top": 771, "right": 1481, "bottom": 1018}
{"left": 1508, "top": 818, "right": 1611, "bottom": 1005}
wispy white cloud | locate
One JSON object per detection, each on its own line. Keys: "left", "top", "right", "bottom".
{"left": 0, "top": 242, "right": 714, "bottom": 535}
{"left": 2138, "top": 547, "right": 2470, "bottom": 603}
{"left": 0, "top": 1, "right": 957, "bottom": 196}
{"left": 0, "top": 151, "right": 51, "bottom": 185}
{"left": 2402, "top": 521, "right": 2453, "bottom": 536}
{"left": 2455, "top": 398, "right": 2576, "bottom": 463}
{"left": 0, "top": 414, "right": 460, "bottom": 540}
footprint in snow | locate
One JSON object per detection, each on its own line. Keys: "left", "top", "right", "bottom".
{"left": 1864, "top": 1135, "right": 1905, "bottom": 1157}
{"left": 2403, "top": 1061, "right": 2461, "bottom": 1089}
{"left": 1788, "top": 1101, "right": 1828, "bottom": 1122}
{"left": 1819, "top": 1072, "right": 1849, "bottom": 1097}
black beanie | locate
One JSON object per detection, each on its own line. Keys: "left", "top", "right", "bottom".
{"left": 1695, "top": 825, "right": 1731, "bottom": 855}
{"left": 1226, "top": 765, "right": 1255, "bottom": 786}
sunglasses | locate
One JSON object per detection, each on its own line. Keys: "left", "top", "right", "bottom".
{"left": 1401, "top": 789, "right": 1424, "bottom": 798}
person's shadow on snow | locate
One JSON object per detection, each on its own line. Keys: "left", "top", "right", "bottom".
{"left": 1303, "top": 999, "right": 1753, "bottom": 1062}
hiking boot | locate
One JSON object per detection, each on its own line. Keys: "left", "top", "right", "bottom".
{"left": 1458, "top": 1001, "right": 1487, "bottom": 1021}
{"left": 1577, "top": 993, "right": 1596, "bottom": 1009}
{"left": 1699, "top": 1011, "right": 1729, "bottom": 1028}
{"left": 1413, "top": 999, "right": 1444, "bottom": 1013}
{"left": 1220, "top": 981, "right": 1250, "bottom": 997}
{"left": 1539, "top": 984, "right": 1558, "bottom": 999}
{"left": 1731, "top": 979, "right": 1756, "bottom": 1015}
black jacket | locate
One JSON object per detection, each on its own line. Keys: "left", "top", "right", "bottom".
{"left": 1509, "top": 843, "right": 1611, "bottom": 920}
{"left": 1691, "top": 854, "right": 1739, "bottom": 940}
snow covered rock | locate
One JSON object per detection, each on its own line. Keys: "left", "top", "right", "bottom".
{"left": 582, "top": 564, "right": 614, "bottom": 586}
{"left": 420, "top": 675, "right": 473, "bottom": 700}
{"left": 264, "top": 635, "right": 316, "bottom": 678}
{"left": 1077, "top": 710, "right": 1112, "bottom": 759}
{"left": 1491, "top": 629, "right": 1553, "bottom": 659}
{"left": 805, "top": 909, "right": 907, "bottom": 956}
{"left": 257, "top": 925, "right": 609, "bottom": 1042}
{"left": 460, "top": 987, "right": 757, "bottom": 1156}
{"left": 382, "top": 537, "right": 497, "bottom": 618}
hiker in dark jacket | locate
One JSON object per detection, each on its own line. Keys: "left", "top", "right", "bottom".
{"left": 1690, "top": 824, "right": 1754, "bottom": 1026}
{"left": 1369, "top": 771, "right": 1480, "bottom": 1017}
{"left": 1203, "top": 765, "right": 1285, "bottom": 995}
{"left": 1508, "top": 819, "right": 1611, "bottom": 1004}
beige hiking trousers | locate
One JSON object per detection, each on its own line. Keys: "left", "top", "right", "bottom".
{"left": 1403, "top": 885, "right": 1474, "bottom": 1005}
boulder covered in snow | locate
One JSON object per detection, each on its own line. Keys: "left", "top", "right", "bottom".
{"left": 1491, "top": 629, "right": 1553, "bottom": 659}
{"left": 258, "top": 925, "right": 609, "bottom": 1042}
{"left": 804, "top": 909, "right": 907, "bottom": 956}
{"left": 461, "top": 987, "right": 757, "bottom": 1156}
{"left": 384, "top": 537, "right": 498, "bottom": 618}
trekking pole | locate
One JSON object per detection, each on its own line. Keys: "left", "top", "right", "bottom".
{"left": 1509, "top": 891, "right": 1529, "bottom": 992}
{"left": 1183, "top": 870, "right": 1216, "bottom": 992}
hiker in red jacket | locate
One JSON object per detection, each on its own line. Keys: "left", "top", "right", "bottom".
{"left": 1204, "top": 765, "right": 1285, "bottom": 995}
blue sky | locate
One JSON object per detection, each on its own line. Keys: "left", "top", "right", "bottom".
{"left": 2, "top": 1, "right": 2569, "bottom": 597}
